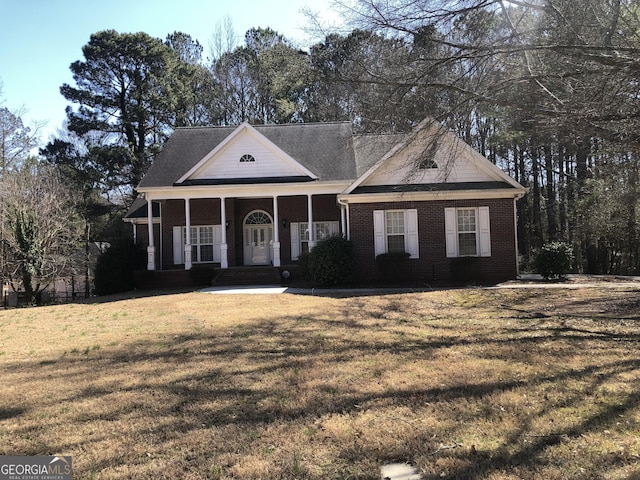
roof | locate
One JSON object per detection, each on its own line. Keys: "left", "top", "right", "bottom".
{"left": 138, "top": 122, "right": 358, "bottom": 188}
{"left": 352, "top": 133, "right": 408, "bottom": 177}
{"left": 124, "top": 196, "right": 160, "bottom": 219}
{"left": 351, "top": 181, "right": 518, "bottom": 194}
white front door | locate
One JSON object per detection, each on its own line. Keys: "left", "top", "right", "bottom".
{"left": 243, "top": 210, "right": 273, "bottom": 266}
{"left": 250, "top": 226, "right": 271, "bottom": 265}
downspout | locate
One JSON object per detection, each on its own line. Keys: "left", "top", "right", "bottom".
{"left": 337, "top": 195, "right": 350, "bottom": 240}
{"left": 513, "top": 193, "right": 525, "bottom": 277}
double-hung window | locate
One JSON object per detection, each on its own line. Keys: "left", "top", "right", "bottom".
{"left": 291, "top": 221, "right": 340, "bottom": 259}
{"left": 186, "top": 226, "right": 214, "bottom": 262}
{"left": 384, "top": 211, "right": 407, "bottom": 253}
{"left": 373, "top": 209, "right": 419, "bottom": 258}
{"left": 445, "top": 207, "right": 491, "bottom": 258}
{"left": 457, "top": 209, "right": 478, "bottom": 256}
{"left": 173, "top": 225, "right": 221, "bottom": 264}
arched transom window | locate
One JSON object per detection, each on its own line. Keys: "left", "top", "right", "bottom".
{"left": 240, "top": 154, "right": 256, "bottom": 163}
{"left": 245, "top": 211, "right": 272, "bottom": 225}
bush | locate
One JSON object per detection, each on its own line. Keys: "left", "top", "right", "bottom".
{"left": 189, "top": 264, "right": 217, "bottom": 286}
{"left": 450, "top": 256, "right": 482, "bottom": 283}
{"left": 308, "top": 235, "right": 354, "bottom": 286}
{"left": 94, "top": 241, "right": 146, "bottom": 295}
{"left": 535, "top": 242, "right": 574, "bottom": 280}
{"left": 297, "top": 252, "right": 311, "bottom": 280}
{"left": 375, "top": 252, "right": 411, "bottom": 282}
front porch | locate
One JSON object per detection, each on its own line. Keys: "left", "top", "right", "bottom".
{"left": 128, "top": 193, "right": 345, "bottom": 272}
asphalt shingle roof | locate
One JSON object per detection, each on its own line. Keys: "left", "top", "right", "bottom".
{"left": 138, "top": 122, "right": 360, "bottom": 188}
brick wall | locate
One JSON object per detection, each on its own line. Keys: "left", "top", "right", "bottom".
{"left": 349, "top": 198, "right": 518, "bottom": 284}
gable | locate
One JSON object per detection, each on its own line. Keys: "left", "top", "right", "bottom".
{"left": 348, "top": 119, "right": 525, "bottom": 194}
{"left": 178, "top": 123, "right": 317, "bottom": 183}
{"left": 138, "top": 122, "right": 357, "bottom": 189}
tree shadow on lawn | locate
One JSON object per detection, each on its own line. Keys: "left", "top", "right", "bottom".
{"left": 2, "top": 304, "right": 640, "bottom": 478}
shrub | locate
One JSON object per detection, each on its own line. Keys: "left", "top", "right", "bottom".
{"left": 189, "top": 264, "right": 216, "bottom": 286}
{"left": 450, "top": 256, "right": 482, "bottom": 283}
{"left": 308, "top": 235, "right": 354, "bottom": 286}
{"left": 94, "top": 241, "right": 146, "bottom": 295}
{"left": 535, "top": 242, "right": 574, "bottom": 280}
{"left": 297, "top": 252, "right": 311, "bottom": 279}
{"left": 375, "top": 252, "right": 411, "bottom": 283}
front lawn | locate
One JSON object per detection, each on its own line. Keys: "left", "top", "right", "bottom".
{"left": 1, "top": 287, "right": 639, "bottom": 479}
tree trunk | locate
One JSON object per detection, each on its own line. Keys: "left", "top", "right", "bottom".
{"left": 544, "top": 144, "right": 558, "bottom": 240}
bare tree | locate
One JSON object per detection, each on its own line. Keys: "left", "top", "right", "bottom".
{"left": 0, "top": 161, "right": 82, "bottom": 304}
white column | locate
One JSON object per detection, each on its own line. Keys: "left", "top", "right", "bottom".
{"left": 272, "top": 196, "right": 281, "bottom": 267}
{"left": 307, "top": 194, "right": 315, "bottom": 250}
{"left": 220, "top": 197, "right": 228, "bottom": 269}
{"left": 340, "top": 205, "right": 346, "bottom": 239}
{"left": 146, "top": 200, "right": 156, "bottom": 271}
{"left": 184, "top": 198, "right": 192, "bottom": 270}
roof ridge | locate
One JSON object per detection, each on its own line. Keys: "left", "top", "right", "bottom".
{"left": 174, "top": 121, "right": 353, "bottom": 131}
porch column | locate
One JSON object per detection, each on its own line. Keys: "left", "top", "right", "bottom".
{"left": 340, "top": 205, "right": 347, "bottom": 239}
{"left": 146, "top": 199, "right": 155, "bottom": 271}
{"left": 184, "top": 198, "right": 192, "bottom": 270}
{"left": 220, "top": 197, "right": 228, "bottom": 269}
{"left": 272, "top": 196, "right": 281, "bottom": 267}
{"left": 307, "top": 194, "right": 315, "bottom": 250}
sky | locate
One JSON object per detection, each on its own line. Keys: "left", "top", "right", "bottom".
{"left": 0, "top": 0, "right": 344, "bottom": 144}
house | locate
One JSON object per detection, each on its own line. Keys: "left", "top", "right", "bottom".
{"left": 125, "top": 119, "right": 526, "bottom": 285}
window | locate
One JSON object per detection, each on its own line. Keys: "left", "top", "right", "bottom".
{"left": 184, "top": 226, "right": 214, "bottom": 262}
{"left": 445, "top": 207, "right": 491, "bottom": 258}
{"left": 385, "top": 211, "right": 406, "bottom": 253}
{"left": 418, "top": 159, "right": 438, "bottom": 169}
{"left": 291, "top": 221, "right": 340, "bottom": 259}
{"left": 457, "top": 209, "right": 478, "bottom": 256}
{"left": 173, "top": 225, "right": 221, "bottom": 264}
{"left": 240, "top": 154, "right": 255, "bottom": 163}
{"left": 373, "top": 209, "right": 419, "bottom": 258}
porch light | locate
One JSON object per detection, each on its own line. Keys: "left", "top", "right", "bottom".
{"left": 226, "top": 220, "right": 230, "bottom": 229}
{"left": 282, "top": 219, "right": 288, "bottom": 229}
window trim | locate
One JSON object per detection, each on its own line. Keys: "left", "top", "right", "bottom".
{"left": 373, "top": 209, "right": 419, "bottom": 259}
{"left": 290, "top": 221, "right": 340, "bottom": 260}
{"left": 445, "top": 206, "right": 491, "bottom": 258}
{"left": 173, "top": 224, "right": 222, "bottom": 264}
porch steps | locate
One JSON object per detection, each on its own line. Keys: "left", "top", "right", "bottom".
{"left": 212, "top": 267, "right": 282, "bottom": 286}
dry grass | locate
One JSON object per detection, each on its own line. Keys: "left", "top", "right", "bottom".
{"left": 1, "top": 285, "right": 640, "bottom": 479}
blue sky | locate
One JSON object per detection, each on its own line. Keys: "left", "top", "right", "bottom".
{"left": 0, "top": 0, "right": 342, "bottom": 143}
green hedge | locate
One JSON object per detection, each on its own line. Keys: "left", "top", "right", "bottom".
{"left": 307, "top": 235, "right": 354, "bottom": 286}
{"left": 535, "top": 242, "right": 574, "bottom": 280}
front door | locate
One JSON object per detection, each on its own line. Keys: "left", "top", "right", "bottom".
{"left": 243, "top": 210, "right": 273, "bottom": 266}
{"left": 250, "top": 226, "right": 270, "bottom": 265}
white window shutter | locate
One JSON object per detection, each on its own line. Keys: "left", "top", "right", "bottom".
{"left": 291, "top": 222, "right": 300, "bottom": 260}
{"left": 405, "top": 209, "right": 419, "bottom": 259}
{"left": 373, "top": 210, "right": 385, "bottom": 256}
{"left": 478, "top": 206, "right": 491, "bottom": 257}
{"left": 173, "top": 226, "right": 183, "bottom": 264}
{"left": 213, "top": 225, "right": 222, "bottom": 262}
{"left": 444, "top": 208, "right": 458, "bottom": 258}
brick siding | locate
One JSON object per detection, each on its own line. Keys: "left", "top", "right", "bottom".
{"left": 137, "top": 195, "right": 518, "bottom": 284}
{"left": 349, "top": 198, "right": 518, "bottom": 284}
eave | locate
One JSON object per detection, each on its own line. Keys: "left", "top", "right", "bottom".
{"left": 138, "top": 180, "right": 352, "bottom": 201}
{"left": 338, "top": 188, "right": 526, "bottom": 204}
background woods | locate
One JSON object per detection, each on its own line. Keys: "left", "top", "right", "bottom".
{"left": 2, "top": 0, "right": 640, "bottom": 296}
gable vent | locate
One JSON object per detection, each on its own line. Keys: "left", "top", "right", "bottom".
{"left": 240, "top": 154, "right": 256, "bottom": 163}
